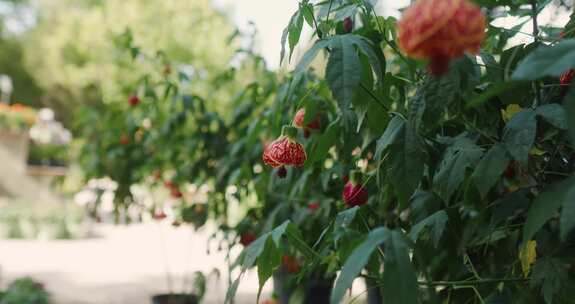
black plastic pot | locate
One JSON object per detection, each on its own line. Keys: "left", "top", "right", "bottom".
{"left": 273, "top": 269, "right": 294, "bottom": 304}
{"left": 151, "top": 294, "right": 198, "bottom": 304}
{"left": 304, "top": 276, "right": 335, "bottom": 304}
{"left": 365, "top": 277, "right": 383, "bottom": 304}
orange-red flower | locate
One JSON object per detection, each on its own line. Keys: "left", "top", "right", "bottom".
{"left": 397, "top": 0, "right": 486, "bottom": 75}
{"left": 262, "top": 126, "right": 307, "bottom": 168}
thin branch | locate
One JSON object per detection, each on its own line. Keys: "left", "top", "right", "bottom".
{"left": 420, "top": 277, "right": 529, "bottom": 286}
{"left": 531, "top": 0, "right": 542, "bottom": 108}
{"left": 360, "top": 83, "right": 389, "bottom": 111}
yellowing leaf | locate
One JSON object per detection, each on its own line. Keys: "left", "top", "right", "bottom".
{"left": 519, "top": 240, "right": 537, "bottom": 278}
{"left": 530, "top": 147, "right": 546, "bottom": 156}
{"left": 501, "top": 104, "right": 523, "bottom": 122}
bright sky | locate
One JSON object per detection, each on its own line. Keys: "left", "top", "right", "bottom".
{"left": 212, "top": 0, "right": 411, "bottom": 68}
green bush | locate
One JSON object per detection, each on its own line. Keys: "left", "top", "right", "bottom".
{"left": 0, "top": 278, "right": 50, "bottom": 304}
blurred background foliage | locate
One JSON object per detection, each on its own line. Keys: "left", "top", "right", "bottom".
{"left": 0, "top": 0, "right": 237, "bottom": 127}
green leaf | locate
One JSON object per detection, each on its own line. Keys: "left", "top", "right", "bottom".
{"left": 523, "top": 177, "right": 575, "bottom": 242}
{"left": 433, "top": 137, "right": 483, "bottom": 202}
{"left": 326, "top": 35, "right": 362, "bottom": 115}
{"left": 480, "top": 51, "right": 502, "bottom": 82}
{"left": 503, "top": 109, "right": 537, "bottom": 166}
{"left": 288, "top": 10, "right": 304, "bottom": 62}
{"left": 295, "top": 39, "right": 331, "bottom": 73}
{"left": 225, "top": 221, "right": 291, "bottom": 304}
{"left": 331, "top": 227, "right": 389, "bottom": 304}
{"left": 559, "top": 182, "right": 575, "bottom": 240}
{"left": 285, "top": 223, "right": 317, "bottom": 260}
{"left": 530, "top": 257, "right": 568, "bottom": 304}
{"left": 333, "top": 206, "right": 359, "bottom": 241}
{"left": 466, "top": 82, "right": 520, "bottom": 109}
{"left": 408, "top": 210, "right": 448, "bottom": 247}
{"left": 374, "top": 116, "right": 405, "bottom": 160}
{"left": 301, "top": 2, "right": 315, "bottom": 27}
{"left": 345, "top": 35, "right": 385, "bottom": 84}
{"left": 224, "top": 276, "right": 242, "bottom": 304}
{"left": 256, "top": 238, "right": 281, "bottom": 302}
{"left": 389, "top": 125, "right": 425, "bottom": 208}
{"left": 309, "top": 118, "right": 340, "bottom": 164}
{"left": 471, "top": 144, "right": 511, "bottom": 198}
{"left": 536, "top": 104, "right": 567, "bottom": 130}
{"left": 382, "top": 230, "right": 418, "bottom": 304}
{"left": 565, "top": 88, "right": 575, "bottom": 146}
{"left": 512, "top": 39, "right": 575, "bottom": 80}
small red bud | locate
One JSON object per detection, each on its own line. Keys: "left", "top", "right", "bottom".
{"left": 277, "top": 166, "right": 287, "bottom": 178}
{"left": 308, "top": 202, "right": 320, "bottom": 211}
{"left": 343, "top": 181, "right": 368, "bottom": 207}
{"left": 343, "top": 17, "right": 353, "bottom": 33}
{"left": 170, "top": 188, "right": 183, "bottom": 199}
{"left": 120, "top": 134, "right": 130, "bottom": 146}
{"left": 240, "top": 232, "right": 257, "bottom": 247}
{"left": 281, "top": 254, "right": 300, "bottom": 274}
{"left": 153, "top": 211, "right": 167, "bottom": 220}
{"left": 128, "top": 95, "right": 140, "bottom": 106}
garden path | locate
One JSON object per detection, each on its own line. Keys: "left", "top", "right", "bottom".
{"left": 0, "top": 222, "right": 269, "bottom": 304}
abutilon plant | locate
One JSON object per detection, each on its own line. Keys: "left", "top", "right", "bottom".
{"left": 75, "top": 0, "right": 575, "bottom": 302}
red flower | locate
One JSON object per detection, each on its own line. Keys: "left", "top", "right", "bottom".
{"left": 293, "top": 109, "right": 321, "bottom": 131}
{"left": 120, "top": 134, "right": 130, "bottom": 146}
{"left": 342, "top": 171, "right": 368, "bottom": 207}
{"left": 560, "top": 69, "right": 574, "bottom": 86}
{"left": 128, "top": 95, "right": 140, "bottom": 106}
{"left": 262, "top": 126, "right": 307, "bottom": 168}
{"left": 164, "top": 180, "right": 174, "bottom": 190}
{"left": 153, "top": 211, "right": 167, "bottom": 221}
{"left": 281, "top": 254, "right": 300, "bottom": 274}
{"left": 170, "top": 188, "right": 183, "bottom": 199}
{"left": 308, "top": 202, "right": 320, "bottom": 211}
{"left": 240, "top": 232, "right": 257, "bottom": 247}
{"left": 398, "top": 0, "right": 486, "bottom": 76}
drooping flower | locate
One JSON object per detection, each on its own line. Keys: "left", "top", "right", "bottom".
{"left": 397, "top": 0, "right": 486, "bottom": 75}
{"left": 560, "top": 69, "right": 574, "bottom": 86}
{"left": 262, "top": 126, "right": 307, "bottom": 168}
{"left": 342, "top": 171, "right": 368, "bottom": 207}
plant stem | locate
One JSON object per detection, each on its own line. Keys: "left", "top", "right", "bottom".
{"left": 306, "top": 3, "right": 322, "bottom": 39}
{"left": 419, "top": 277, "right": 529, "bottom": 286}
{"left": 531, "top": 0, "right": 542, "bottom": 108}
